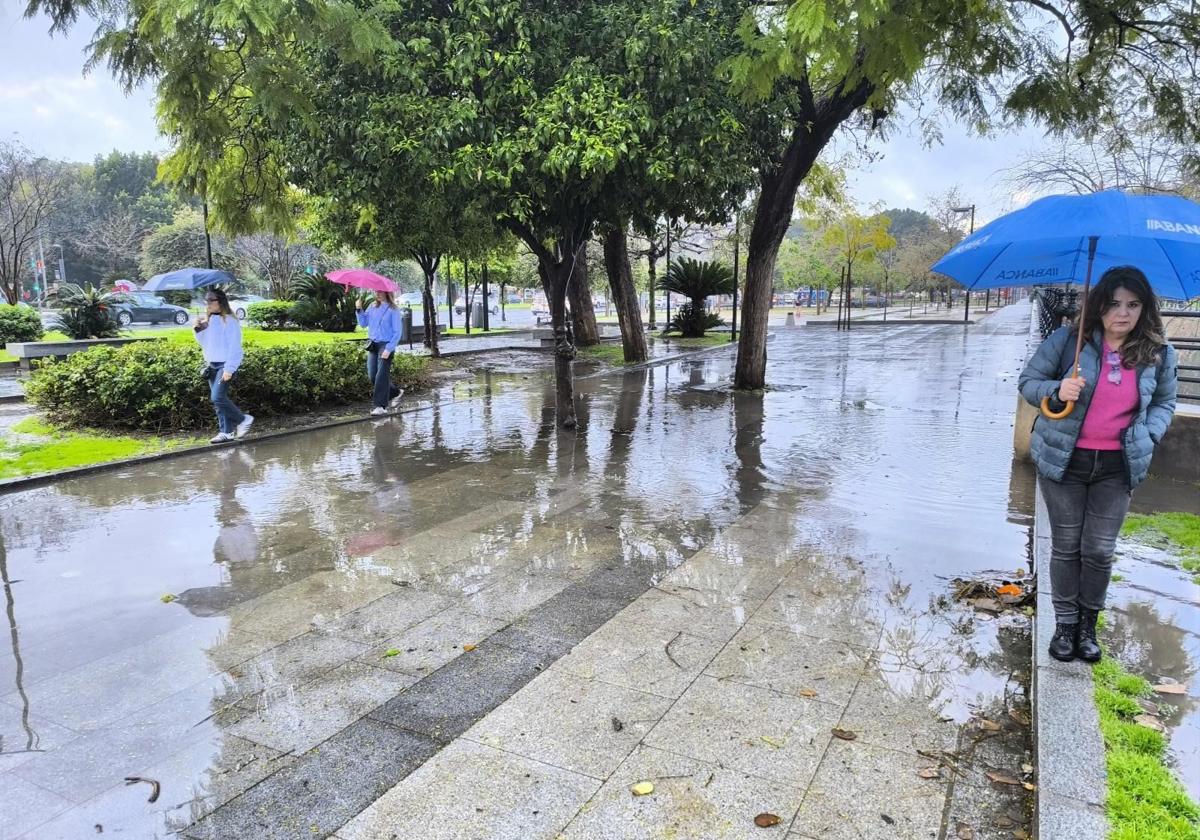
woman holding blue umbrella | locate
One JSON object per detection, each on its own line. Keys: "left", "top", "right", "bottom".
{"left": 1018, "top": 266, "right": 1177, "bottom": 662}
{"left": 933, "top": 189, "right": 1195, "bottom": 664}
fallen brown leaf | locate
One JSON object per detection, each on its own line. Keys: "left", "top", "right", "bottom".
{"left": 630, "top": 781, "right": 654, "bottom": 796}
{"left": 985, "top": 771, "right": 1022, "bottom": 786}
{"left": 753, "top": 813, "right": 781, "bottom": 828}
{"left": 798, "top": 688, "right": 818, "bottom": 698}
{"left": 916, "top": 767, "right": 941, "bottom": 779}
{"left": 1013, "top": 829, "right": 1031, "bottom": 840}
{"left": 972, "top": 598, "right": 1002, "bottom": 613}
{"left": 462, "top": 644, "right": 477, "bottom": 652}
{"left": 1154, "top": 681, "right": 1187, "bottom": 696}
{"left": 1022, "top": 782, "right": 1036, "bottom": 791}
{"left": 1009, "top": 709, "right": 1031, "bottom": 727}
{"left": 1138, "top": 699, "right": 1160, "bottom": 716}
{"left": 977, "top": 719, "right": 1002, "bottom": 732}
{"left": 831, "top": 727, "right": 858, "bottom": 741}
{"left": 1134, "top": 714, "right": 1166, "bottom": 732}
{"left": 955, "top": 822, "right": 975, "bottom": 840}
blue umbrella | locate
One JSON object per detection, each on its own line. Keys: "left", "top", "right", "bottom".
{"left": 932, "top": 189, "right": 1200, "bottom": 419}
{"left": 143, "top": 267, "right": 234, "bottom": 292}
{"left": 931, "top": 189, "right": 1200, "bottom": 300}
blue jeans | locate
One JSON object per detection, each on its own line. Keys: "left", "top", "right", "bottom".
{"left": 208, "top": 363, "right": 245, "bottom": 434}
{"left": 366, "top": 348, "right": 401, "bottom": 408}
{"left": 1039, "top": 449, "right": 1131, "bottom": 624}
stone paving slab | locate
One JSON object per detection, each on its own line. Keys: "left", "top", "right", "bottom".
{"left": 836, "top": 674, "right": 960, "bottom": 756}
{"left": 704, "top": 619, "right": 872, "bottom": 707}
{"left": 789, "top": 739, "right": 949, "bottom": 840}
{"left": 368, "top": 641, "right": 552, "bottom": 743}
{"left": 358, "top": 606, "right": 506, "bottom": 679}
{"left": 230, "top": 661, "right": 417, "bottom": 755}
{"left": 642, "top": 674, "right": 842, "bottom": 788}
{"left": 334, "top": 738, "right": 599, "bottom": 840}
{"left": 559, "top": 744, "right": 806, "bottom": 840}
{"left": 550, "top": 614, "right": 726, "bottom": 700}
{"left": 183, "top": 718, "right": 439, "bottom": 840}
{"left": 464, "top": 668, "right": 674, "bottom": 779}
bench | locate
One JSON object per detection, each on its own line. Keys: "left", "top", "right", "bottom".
{"left": 6, "top": 337, "right": 165, "bottom": 369}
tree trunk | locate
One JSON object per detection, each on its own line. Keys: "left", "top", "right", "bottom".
{"left": 602, "top": 227, "right": 648, "bottom": 363}
{"left": 546, "top": 258, "right": 578, "bottom": 429}
{"left": 568, "top": 255, "right": 600, "bottom": 346}
{"left": 646, "top": 242, "right": 658, "bottom": 329}
{"left": 414, "top": 251, "right": 440, "bottom": 357}
{"left": 735, "top": 83, "right": 873, "bottom": 389}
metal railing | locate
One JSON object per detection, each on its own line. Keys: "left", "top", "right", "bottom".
{"left": 1164, "top": 308, "right": 1199, "bottom": 404}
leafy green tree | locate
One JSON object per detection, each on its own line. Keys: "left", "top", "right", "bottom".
{"left": 819, "top": 211, "right": 895, "bottom": 314}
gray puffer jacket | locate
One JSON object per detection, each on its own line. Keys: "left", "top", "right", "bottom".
{"left": 1018, "top": 326, "right": 1178, "bottom": 490}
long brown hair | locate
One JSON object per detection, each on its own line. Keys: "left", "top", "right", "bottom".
{"left": 373, "top": 291, "right": 396, "bottom": 308}
{"left": 1078, "top": 266, "right": 1166, "bottom": 368}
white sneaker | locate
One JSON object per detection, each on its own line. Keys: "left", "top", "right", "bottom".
{"left": 388, "top": 390, "right": 405, "bottom": 411}
{"left": 210, "top": 432, "right": 234, "bottom": 444}
{"left": 235, "top": 414, "right": 255, "bottom": 439}
{"left": 370, "top": 407, "right": 388, "bottom": 417}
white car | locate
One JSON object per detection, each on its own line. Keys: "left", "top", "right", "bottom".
{"left": 398, "top": 292, "right": 424, "bottom": 307}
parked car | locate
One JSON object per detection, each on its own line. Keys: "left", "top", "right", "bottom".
{"left": 398, "top": 292, "right": 424, "bottom": 307}
{"left": 110, "top": 292, "right": 191, "bottom": 326}
{"left": 454, "top": 291, "right": 501, "bottom": 316}
{"left": 228, "top": 294, "right": 268, "bottom": 320}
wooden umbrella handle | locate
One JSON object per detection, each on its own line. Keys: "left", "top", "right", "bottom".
{"left": 1039, "top": 235, "right": 1097, "bottom": 422}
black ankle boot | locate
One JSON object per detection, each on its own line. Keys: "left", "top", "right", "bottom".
{"left": 1049, "top": 622, "right": 1077, "bottom": 662}
{"left": 1077, "top": 610, "right": 1102, "bottom": 662}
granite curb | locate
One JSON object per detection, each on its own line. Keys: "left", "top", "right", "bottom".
{"left": 1032, "top": 484, "right": 1108, "bottom": 838}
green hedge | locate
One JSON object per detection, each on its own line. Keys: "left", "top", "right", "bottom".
{"left": 246, "top": 300, "right": 295, "bottom": 330}
{"left": 0, "top": 305, "right": 44, "bottom": 347}
{"left": 26, "top": 340, "right": 430, "bottom": 431}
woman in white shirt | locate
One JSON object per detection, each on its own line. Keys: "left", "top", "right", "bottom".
{"left": 194, "top": 289, "right": 254, "bottom": 443}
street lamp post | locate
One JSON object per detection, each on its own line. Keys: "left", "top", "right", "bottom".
{"left": 952, "top": 204, "right": 976, "bottom": 322}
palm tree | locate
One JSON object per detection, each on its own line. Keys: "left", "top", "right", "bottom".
{"left": 658, "top": 258, "right": 734, "bottom": 337}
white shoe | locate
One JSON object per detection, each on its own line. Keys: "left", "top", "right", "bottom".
{"left": 210, "top": 432, "right": 234, "bottom": 444}
{"left": 388, "top": 390, "right": 405, "bottom": 411}
{"left": 235, "top": 414, "right": 255, "bottom": 439}
{"left": 370, "top": 407, "right": 388, "bottom": 417}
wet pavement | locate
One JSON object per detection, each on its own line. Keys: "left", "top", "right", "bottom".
{"left": 0, "top": 304, "right": 1046, "bottom": 838}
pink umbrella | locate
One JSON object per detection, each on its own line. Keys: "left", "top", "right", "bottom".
{"left": 326, "top": 268, "right": 399, "bottom": 292}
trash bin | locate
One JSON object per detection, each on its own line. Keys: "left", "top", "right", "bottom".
{"left": 400, "top": 306, "right": 413, "bottom": 345}
{"left": 471, "top": 299, "right": 486, "bottom": 328}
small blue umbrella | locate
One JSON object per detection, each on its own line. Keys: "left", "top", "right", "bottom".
{"left": 143, "top": 267, "right": 234, "bottom": 292}
{"left": 931, "top": 189, "right": 1200, "bottom": 300}
{"left": 932, "top": 189, "right": 1200, "bottom": 420}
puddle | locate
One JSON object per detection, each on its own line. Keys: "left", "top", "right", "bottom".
{"left": 0, "top": 304, "right": 1042, "bottom": 836}
{"left": 1106, "top": 484, "right": 1200, "bottom": 799}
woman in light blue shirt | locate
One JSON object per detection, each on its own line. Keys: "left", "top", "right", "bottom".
{"left": 356, "top": 291, "right": 404, "bottom": 416}
{"left": 194, "top": 288, "right": 253, "bottom": 443}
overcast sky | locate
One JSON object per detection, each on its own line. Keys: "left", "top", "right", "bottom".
{"left": 4, "top": 7, "right": 1050, "bottom": 227}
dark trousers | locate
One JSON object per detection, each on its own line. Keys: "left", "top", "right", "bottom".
{"left": 207, "top": 363, "right": 245, "bottom": 433}
{"left": 366, "top": 349, "right": 401, "bottom": 408}
{"left": 1039, "top": 449, "right": 1130, "bottom": 624}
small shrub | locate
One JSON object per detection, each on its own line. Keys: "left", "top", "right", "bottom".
{"left": 291, "top": 276, "right": 358, "bottom": 332}
{"left": 0, "top": 304, "right": 43, "bottom": 346}
{"left": 26, "top": 340, "right": 430, "bottom": 431}
{"left": 246, "top": 300, "right": 295, "bottom": 330}
{"left": 666, "top": 303, "right": 723, "bottom": 338}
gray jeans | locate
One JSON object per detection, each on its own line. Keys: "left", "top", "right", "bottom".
{"left": 1039, "top": 449, "right": 1131, "bottom": 624}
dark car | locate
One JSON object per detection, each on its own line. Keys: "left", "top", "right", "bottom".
{"left": 111, "top": 292, "right": 191, "bottom": 326}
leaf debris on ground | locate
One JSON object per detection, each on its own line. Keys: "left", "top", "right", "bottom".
{"left": 753, "top": 813, "right": 781, "bottom": 827}
{"left": 831, "top": 727, "right": 857, "bottom": 741}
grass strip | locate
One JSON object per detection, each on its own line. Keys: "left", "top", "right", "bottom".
{"left": 1092, "top": 656, "right": 1200, "bottom": 840}
{"left": 1122, "top": 512, "right": 1200, "bottom": 583}
{"left": 0, "top": 417, "right": 202, "bottom": 480}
